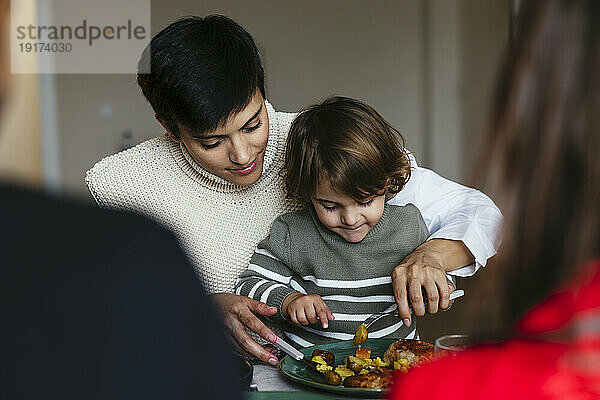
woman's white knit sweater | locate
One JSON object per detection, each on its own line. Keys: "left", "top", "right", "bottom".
{"left": 86, "top": 101, "right": 301, "bottom": 294}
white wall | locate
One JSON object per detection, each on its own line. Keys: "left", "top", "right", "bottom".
{"left": 428, "top": 0, "right": 462, "bottom": 180}
{"left": 55, "top": 73, "right": 159, "bottom": 195}
{"left": 458, "top": 0, "right": 509, "bottom": 177}
{"left": 48, "top": 0, "right": 508, "bottom": 197}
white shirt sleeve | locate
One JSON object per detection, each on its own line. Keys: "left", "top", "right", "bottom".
{"left": 387, "top": 154, "right": 503, "bottom": 277}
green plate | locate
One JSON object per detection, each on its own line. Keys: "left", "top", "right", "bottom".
{"left": 279, "top": 338, "right": 397, "bottom": 398}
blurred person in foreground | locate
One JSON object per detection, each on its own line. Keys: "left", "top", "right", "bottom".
{"left": 0, "top": 1, "right": 239, "bottom": 398}
{"left": 389, "top": 0, "right": 600, "bottom": 398}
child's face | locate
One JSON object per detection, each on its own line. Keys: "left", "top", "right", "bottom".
{"left": 311, "top": 180, "right": 386, "bottom": 243}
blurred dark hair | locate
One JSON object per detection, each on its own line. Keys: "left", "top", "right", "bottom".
{"left": 137, "top": 15, "right": 265, "bottom": 138}
{"left": 469, "top": 0, "right": 600, "bottom": 340}
{"left": 284, "top": 96, "right": 411, "bottom": 205}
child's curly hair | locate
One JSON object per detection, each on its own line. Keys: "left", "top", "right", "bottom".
{"left": 284, "top": 96, "right": 412, "bottom": 205}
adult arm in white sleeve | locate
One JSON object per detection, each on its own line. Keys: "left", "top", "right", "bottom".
{"left": 388, "top": 154, "right": 503, "bottom": 277}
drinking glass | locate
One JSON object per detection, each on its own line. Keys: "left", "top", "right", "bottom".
{"left": 434, "top": 334, "right": 469, "bottom": 359}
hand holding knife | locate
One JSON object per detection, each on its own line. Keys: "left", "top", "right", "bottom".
{"left": 272, "top": 336, "right": 320, "bottom": 373}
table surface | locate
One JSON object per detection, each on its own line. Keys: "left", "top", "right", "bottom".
{"left": 251, "top": 364, "right": 372, "bottom": 400}
{"left": 251, "top": 364, "right": 312, "bottom": 392}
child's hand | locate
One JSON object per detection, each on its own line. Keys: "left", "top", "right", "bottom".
{"left": 282, "top": 293, "right": 334, "bottom": 328}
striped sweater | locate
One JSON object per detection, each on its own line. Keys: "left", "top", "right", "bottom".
{"left": 235, "top": 203, "right": 429, "bottom": 348}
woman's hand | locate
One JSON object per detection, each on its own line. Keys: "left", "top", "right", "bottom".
{"left": 282, "top": 293, "right": 334, "bottom": 328}
{"left": 392, "top": 239, "right": 473, "bottom": 326}
{"left": 212, "top": 292, "right": 279, "bottom": 365}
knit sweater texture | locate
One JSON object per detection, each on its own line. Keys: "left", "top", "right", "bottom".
{"left": 236, "top": 203, "right": 429, "bottom": 347}
{"left": 86, "top": 101, "right": 301, "bottom": 294}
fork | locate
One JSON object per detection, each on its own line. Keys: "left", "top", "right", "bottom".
{"left": 361, "top": 289, "right": 465, "bottom": 330}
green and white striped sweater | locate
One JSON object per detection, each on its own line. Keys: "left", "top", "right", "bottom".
{"left": 235, "top": 203, "right": 429, "bottom": 347}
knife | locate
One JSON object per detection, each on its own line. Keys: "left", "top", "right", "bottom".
{"left": 273, "top": 336, "right": 321, "bottom": 373}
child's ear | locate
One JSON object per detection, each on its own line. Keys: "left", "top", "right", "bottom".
{"left": 384, "top": 184, "right": 397, "bottom": 201}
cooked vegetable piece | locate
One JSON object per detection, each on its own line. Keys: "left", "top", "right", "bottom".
{"left": 334, "top": 365, "right": 355, "bottom": 379}
{"left": 353, "top": 323, "right": 368, "bottom": 345}
{"left": 312, "top": 349, "right": 335, "bottom": 365}
{"left": 358, "top": 369, "right": 370, "bottom": 375}
{"left": 311, "top": 355, "right": 327, "bottom": 365}
{"left": 316, "top": 363, "right": 333, "bottom": 372}
{"left": 324, "top": 370, "right": 342, "bottom": 386}
{"left": 355, "top": 347, "right": 372, "bottom": 360}
{"left": 374, "top": 357, "right": 389, "bottom": 367}
{"left": 393, "top": 358, "right": 410, "bottom": 372}
{"left": 346, "top": 355, "right": 368, "bottom": 373}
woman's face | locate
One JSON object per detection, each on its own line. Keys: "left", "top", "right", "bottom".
{"left": 311, "top": 180, "right": 386, "bottom": 243}
{"left": 174, "top": 90, "right": 269, "bottom": 186}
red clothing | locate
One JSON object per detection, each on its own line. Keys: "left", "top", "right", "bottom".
{"left": 388, "top": 259, "right": 600, "bottom": 400}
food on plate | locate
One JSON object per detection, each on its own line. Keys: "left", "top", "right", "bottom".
{"left": 355, "top": 347, "right": 371, "bottom": 359}
{"left": 346, "top": 355, "right": 369, "bottom": 373}
{"left": 311, "top": 354, "right": 333, "bottom": 372}
{"left": 382, "top": 339, "right": 434, "bottom": 367}
{"left": 373, "top": 357, "right": 388, "bottom": 367}
{"left": 308, "top": 339, "right": 434, "bottom": 389}
{"left": 393, "top": 358, "right": 410, "bottom": 372}
{"left": 353, "top": 323, "right": 368, "bottom": 345}
{"left": 316, "top": 363, "right": 333, "bottom": 373}
{"left": 343, "top": 367, "right": 394, "bottom": 389}
{"left": 334, "top": 365, "right": 355, "bottom": 380}
{"left": 312, "top": 349, "right": 335, "bottom": 365}
{"left": 323, "top": 370, "right": 342, "bottom": 386}
{"left": 311, "top": 355, "right": 327, "bottom": 365}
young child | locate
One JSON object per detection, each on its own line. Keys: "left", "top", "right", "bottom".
{"left": 235, "top": 96, "right": 429, "bottom": 347}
